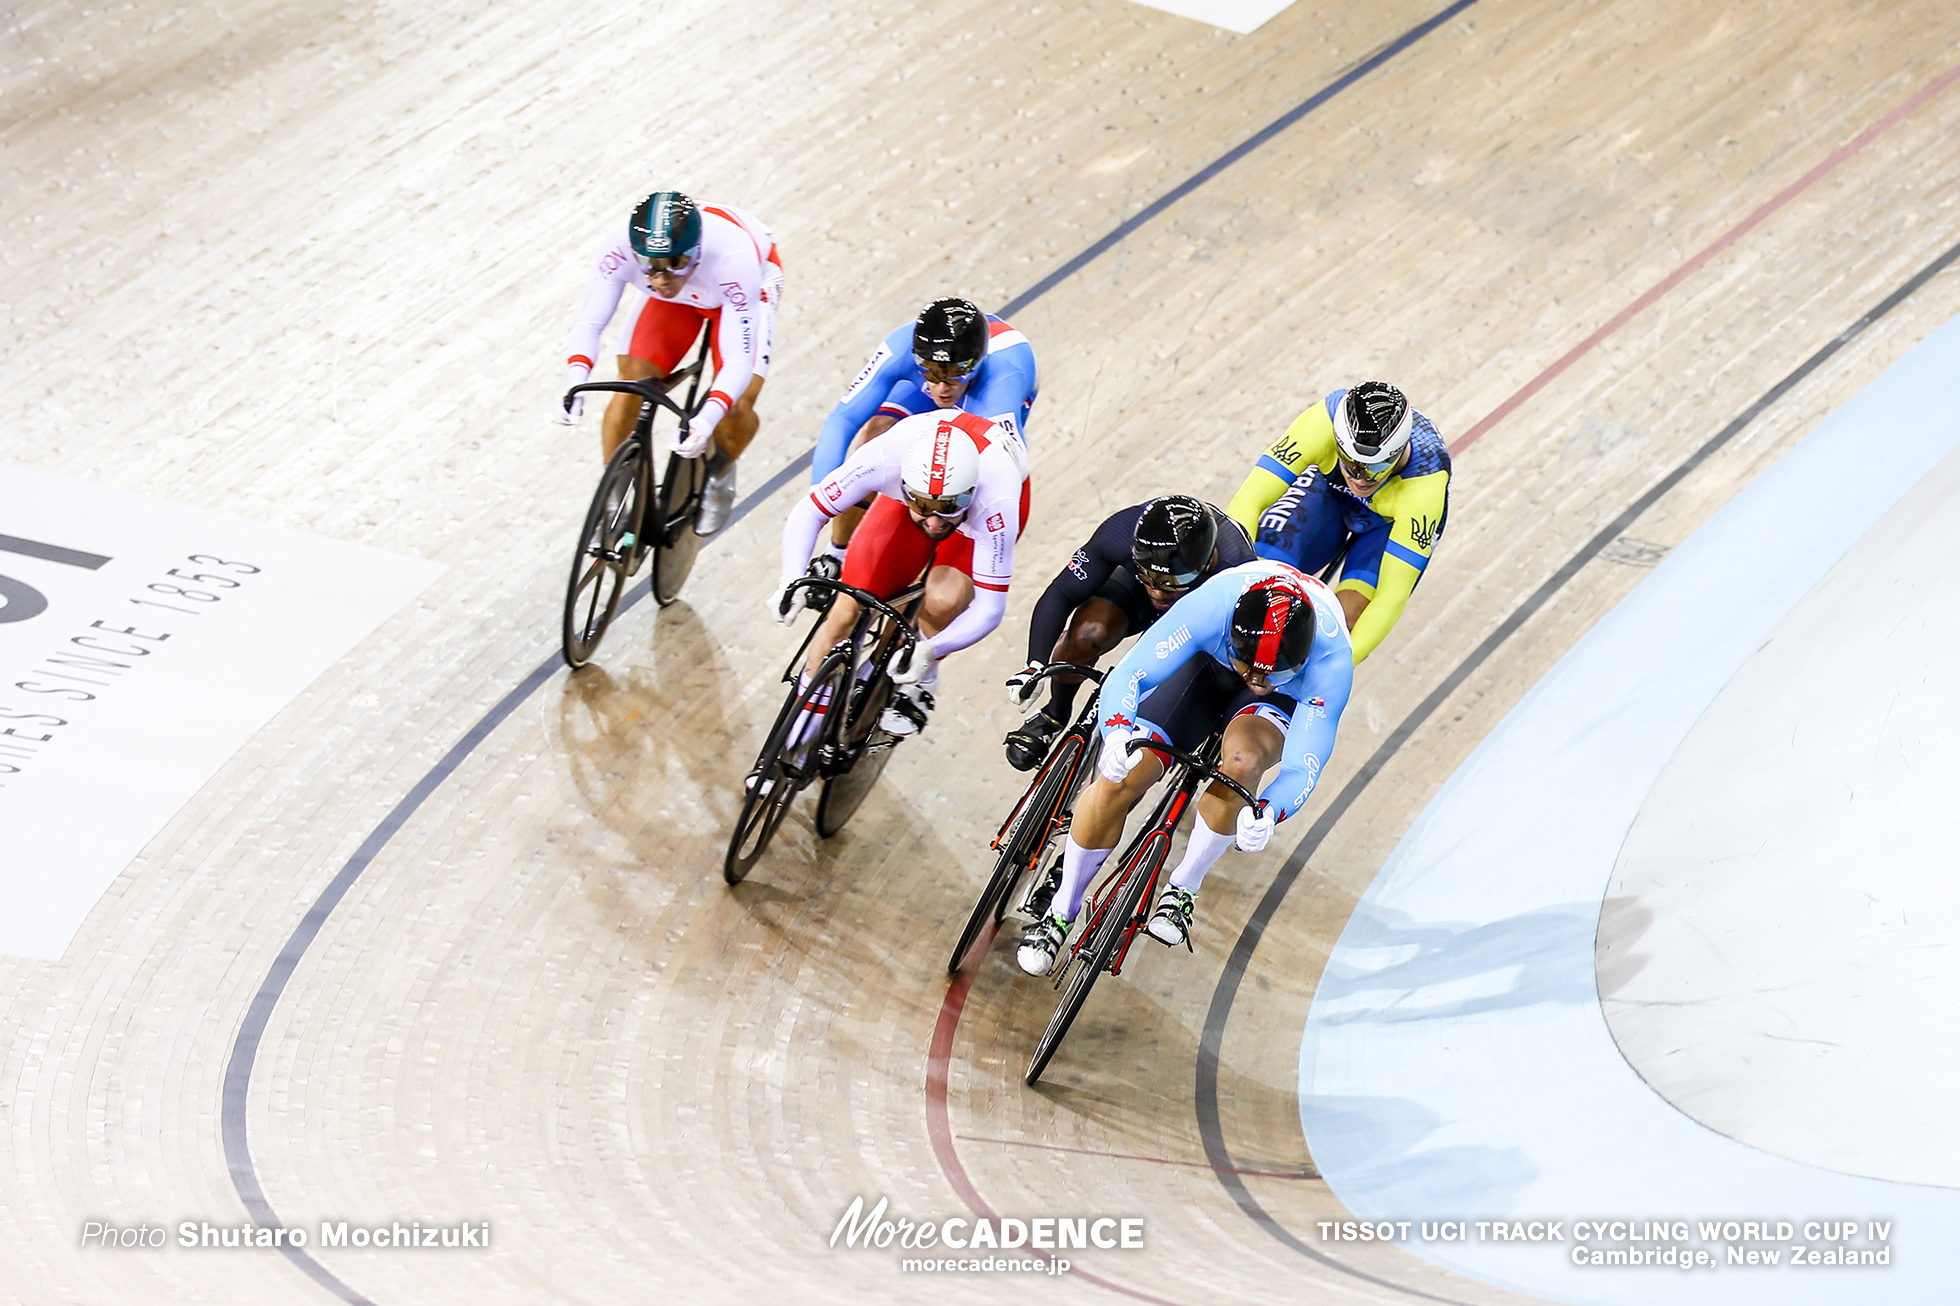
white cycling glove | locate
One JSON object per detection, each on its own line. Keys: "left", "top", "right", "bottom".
{"left": 557, "top": 363, "right": 591, "bottom": 425}
{"left": 676, "top": 397, "right": 728, "bottom": 457}
{"left": 1235, "top": 803, "right": 1276, "bottom": 853}
{"left": 1098, "top": 726, "right": 1152, "bottom": 785}
{"left": 771, "top": 578, "right": 808, "bottom": 627}
{"left": 1005, "top": 661, "right": 1044, "bottom": 712}
{"left": 891, "top": 635, "right": 936, "bottom": 686}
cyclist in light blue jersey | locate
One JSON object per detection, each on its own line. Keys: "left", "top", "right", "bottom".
{"left": 1014, "top": 560, "right": 1354, "bottom": 976}
{"left": 802, "top": 299, "right": 1038, "bottom": 588}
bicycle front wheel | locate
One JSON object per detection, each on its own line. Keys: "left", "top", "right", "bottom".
{"left": 562, "top": 441, "right": 648, "bottom": 668}
{"left": 724, "top": 653, "right": 849, "bottom": 884}
{"left": 1024, "top": 824, "right": 1170, "bottom": 1085}
{"left": 948, "top": 730, "right": 1085, "bottom": 975}
{"left": 652, "top": 452, "right": 707, "bottom": 606}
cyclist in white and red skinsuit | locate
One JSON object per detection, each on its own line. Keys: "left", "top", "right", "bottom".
{"left": 558, "top": 190, "right": 783, "bottom": 533}
{"left": 774, "top": 408, "right": 1031, "bottom": 736}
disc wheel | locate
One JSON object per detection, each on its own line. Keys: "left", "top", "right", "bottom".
{"left": 813, "top": 671, "right": 898, "bottom": 838}
{"left": 947, "top": 732, "right": 1083, "bottom": 974}
{"left": 1024, "top": 826, "right": 1168, "bottom": 1086}
{"left": 651, "top": 452, "right": 707, "bottom": 606}
{"left": 724, "top": 653, "right": 849, "bottom": 884}
{"left": 561, "top": 441, "right": 647, "bottom": 668}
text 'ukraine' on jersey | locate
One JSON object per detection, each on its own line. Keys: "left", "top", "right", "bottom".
{"left": 811, "top": 316, "right": 1039, "bottom": 481}
{"left": 1097, "top": 560, "right": 1353, "bottom": 822}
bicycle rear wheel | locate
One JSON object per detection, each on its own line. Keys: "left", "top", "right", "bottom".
{"left": 948, "top": 730, "right": 1085, "bottom": 975}
{"left": 724, "top": 654, "right": 848, "bottom": 884}
{"left": 562, "top": 441, "right": 648, "bottom": 668}
{"left": 1024, "top": 824, "right": 1170, "bottom": 1085}
{"left": 815, "top": 738, "right": 894, "bottom": 838}
{"left": 652, "top": 452, "right": 707, "bottom": 606}
{"left": 813, "top": 668, "right": 898, "bottom": 838}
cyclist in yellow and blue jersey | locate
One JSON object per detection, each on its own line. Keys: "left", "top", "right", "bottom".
{"left": 1225, "top": 382, "right": 1450, "bottom": 662}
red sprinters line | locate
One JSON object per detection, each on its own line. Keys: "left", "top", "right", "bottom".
{"left": 957, "top": 1133, "right": 1317, "bottom": 1181}
{"left": 924, "top": 942, "right": 1185, "bottom": 1306}
{"left": 1450, "top": 59, "right": 1960, "bottom": 458}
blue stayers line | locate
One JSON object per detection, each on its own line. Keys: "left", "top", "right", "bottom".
{"left": 718, "top": 0, "right": 1480, "bottom": 535}
{"left": 218, "top": 6, "right": 1481, "bottom": 1299}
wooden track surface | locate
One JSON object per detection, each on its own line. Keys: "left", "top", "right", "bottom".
{"left": 6, "top": 0, "right": 1960, "bottom": 1301}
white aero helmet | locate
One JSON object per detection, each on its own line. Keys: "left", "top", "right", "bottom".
{"left": 1332, "top": 381, "right": 1415, "bottom": 469}
{"left": 900, "top": 418, "right": 983, "bottom": 518}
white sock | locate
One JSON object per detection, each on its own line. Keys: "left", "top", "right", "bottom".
{"left": 1053, "top": 834, "right": 1112, "bottom": 923}
{"left": 822, "top": 536, "right": 848, "bottom": 562}
{"left": 787, "top": 673, "right": 832, "bottom": 748}
{"left": 1168, "top": 815, "right": 1236, "bottom": 894}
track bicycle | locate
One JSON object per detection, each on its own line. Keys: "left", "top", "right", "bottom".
{"left": 945, "top": 663, "right": 1105, "bottom": 975}
{"left": 723, "top": 575, "right": 926, "bottom": 885}
{"left": 1024, "top": 736, "right": 1263, "bottom": 1085}
{"left": 559, "top": 331, "right": 714, "bottom": 668}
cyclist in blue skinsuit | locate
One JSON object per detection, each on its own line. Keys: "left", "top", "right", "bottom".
{"left": 1014, "top": 560, "right": 1355, "bottom": 976}
{"left": 802, "top": 299, "right": 1039, "bottom": 586}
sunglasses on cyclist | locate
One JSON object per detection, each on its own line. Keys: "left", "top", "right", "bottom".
{"left": 904, "top": 488, "right": 973, "bottom": 520}
{"left": 1337, "top": 451, "right": 1401, "bottom": 485}
{"left": 1135, "top": 565, "right": 1199, "bottom": 596}
{"left": 916, "top": 359, "right": 977, "bottom": 386}
{"left": 639, "top": 252, "right": 697, "bottom": 277}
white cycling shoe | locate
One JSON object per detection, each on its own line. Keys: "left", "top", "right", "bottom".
{"left": 1145, "top": 885, "right": 1196, "bottom": 947}
{"left": 1016, "top": 915, "right": 1071, "bottom": 977}
{"left": 880, "top": 684, "right": 933, "bottom": 736}
{"left": 696, "top": 456, "right": 738, "bottom": 535}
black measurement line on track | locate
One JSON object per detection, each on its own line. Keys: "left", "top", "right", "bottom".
{"left": 1192, "top": 234, "right": 1960, "bottom": 1269}
{"left": 218, "top": 8, "right": 1481, "bottom": 1301}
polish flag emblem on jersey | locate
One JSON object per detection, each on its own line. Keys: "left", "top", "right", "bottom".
{"left": 825, "top": 483, "right": 843, "bottom": 503}
{"left": 986, "top": 512, "right": 1005, "bottom": 533}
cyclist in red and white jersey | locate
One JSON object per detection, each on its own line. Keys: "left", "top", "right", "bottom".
{"left": 558, "top": 191, "right": 784, "bottom": 533}
{"left": 774, "top": 409, "right": 1030, "bottom": 737}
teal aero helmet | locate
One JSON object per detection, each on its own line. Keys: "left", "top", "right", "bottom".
{"left": 631, "top": 191, "right": 703, "bottom": 262}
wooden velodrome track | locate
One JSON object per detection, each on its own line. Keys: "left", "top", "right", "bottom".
{"left": 7, "top": 0, "right": 1960, "bottom": 1302}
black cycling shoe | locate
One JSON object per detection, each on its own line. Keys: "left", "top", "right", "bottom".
{"left": 804, "top": 554, "right": 842, "bottom": 615}
{"left": 1003, "top": 709, "right": 1063, "bottom": 771}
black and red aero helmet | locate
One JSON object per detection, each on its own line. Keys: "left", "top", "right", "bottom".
{"left": 1229, "top": 576, "right": 1315, "bottom": 680}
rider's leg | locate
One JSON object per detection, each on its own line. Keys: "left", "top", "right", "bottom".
{"left": 916, "top": 562, "right": 972, "bottom": 640}
{"left": 1052, "top": 755, "right": 1164, "bottom": 918}
{"left": 1175, "top": 710, "right": 1284, "bottom": 892}
{"left": 1147, "top": 707, "right": 1284, "bottom": 945}
{"left": 1041, "top": 596, "right": 1132, "bottom": 721}
{"left": 603, "top": 354, "right": 663, "bottom": 461}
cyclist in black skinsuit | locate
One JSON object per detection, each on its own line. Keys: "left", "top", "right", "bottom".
{"left": 1003, "top": 494, "right": 1254, "bottom": 770}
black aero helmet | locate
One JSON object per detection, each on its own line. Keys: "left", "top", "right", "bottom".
{"left": 1131, "top": 495, "right": 1219, "bottom": 593}
{"left": 913, "top": 297, "right": 989, "bottom": 373}
{"left": 1332, "top": 381, "right": 1414, "bottom": 465}
{"left": 1229, "top": 576, "right": 1315, "bottom": 681}
{"left": 630, "top": 191, "right": 703, "bottom": 262}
